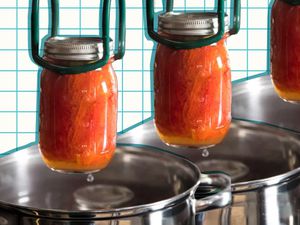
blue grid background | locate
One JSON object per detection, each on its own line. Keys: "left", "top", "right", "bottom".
{"left": 0, "top": 0, "right": 272, "bottom": 153}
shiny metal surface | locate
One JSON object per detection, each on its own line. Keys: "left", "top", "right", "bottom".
{"left": 117, "top": 76, "right": 300, "bottom": 225}
{"left": 201, "top": 174, "right": 300, "bottom": 225}
{"left": 0, "top": 145, "right": 231, "bottom": 224}
{"left": 118, "top": 120, "right": 300, "bottom": 192}
{"left": 158, "top": 12, "right": 229, "bottom": 36}
{"left": 232, "top": 75, "right": 300, "bottom": 133}
{"left": 45, "top": 37, "right": 114, "bottom": 61}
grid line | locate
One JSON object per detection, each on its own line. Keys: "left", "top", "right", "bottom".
{"left": 246, "top": 0, "right": 249, "bottom": 79}
{"left": 15, "top": 0, "right": 18, "bottom": 150}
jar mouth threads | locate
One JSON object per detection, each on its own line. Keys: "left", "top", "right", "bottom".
{"left": 44, "top": 36, "right": 114, "bottom": 61}
{"left": 158, "top": 12, "right": 229, "bottom": 36}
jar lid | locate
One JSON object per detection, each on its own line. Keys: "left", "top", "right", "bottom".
{"left": 158, "top": 12, "right": 229, "bottom": 36}
{"left": 44, "top": 37, "right": 113, "bottom": 61}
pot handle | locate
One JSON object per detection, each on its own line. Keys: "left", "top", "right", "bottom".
{"left": 195, "top": 171, "right": 232, "bottom": 213}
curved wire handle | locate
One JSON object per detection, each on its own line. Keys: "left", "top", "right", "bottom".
{"left": 281, "top": 0, "right": 300, "bottom": 5}
{"left": 230, "top": 0, "right": 241, "bottom": 35}
{"left": 31, "top": 0, "right": 125, "bottom": 75}
{"left": 166, "top": 0, "right": 174, "bottom": 12}
{"left": 146, "top": 0, "right": 225, "bottom": 49}
{"left": 114, "top": 0, "right": 126, "bottom": 60}
{"left": 147, "top": 0, "right": 240, "bottom": 49}
{"left": 50, "top": 0, "right": 59, "bottom": 36}
{"left": 166, "top": 0, "right": 241, "bottom": 36}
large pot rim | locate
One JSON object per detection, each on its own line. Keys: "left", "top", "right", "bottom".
{"left": 0, "top": 145, "right": 202, "bottom": 220}
{"left": 232, "top": 159, "right": 300, "bottom": 192}
{"left": 228, "top": 120, "right": 300, "bottom": 192}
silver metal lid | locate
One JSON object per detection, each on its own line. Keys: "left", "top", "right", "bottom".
{"left": 44, "top": 37, "right": 113, "bottom": 61}
{"left": 158, "top": 12, "right": 229, "bottom": 36}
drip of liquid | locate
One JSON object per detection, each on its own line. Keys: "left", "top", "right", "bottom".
{"left": 202, "top": 149, "right": 209, "bottom": 158}
{"left": 87, "top": 174, "right": 95, "bottom": 183}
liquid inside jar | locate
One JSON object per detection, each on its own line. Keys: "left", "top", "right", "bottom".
{"left": 154, "top": 34, "right": 231, "bottom": 149}
{"left": 39, "top": 58, "right": 118, "bottom": 173}
{"left": 271, "top": 0, "right": 300, "bottom": 103}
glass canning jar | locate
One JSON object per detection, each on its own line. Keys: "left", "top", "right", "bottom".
{"left": 39, "top": 37, "right": 118, "bottom": 173}
{"left": 271, "top": 0, "right": 300, "bottom": 103}
{"left": 154, "top": 13, "right": 232, "bottom": 149}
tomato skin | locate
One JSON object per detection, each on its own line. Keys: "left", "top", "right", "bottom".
{"left": 39, "top": 62, "right": 118, "bottom": 172}
{"left": 271, "top": 0, "right": 300, "bottom": 102}
{"left": 154, "top": 36, "right": 231, "bottom": 148}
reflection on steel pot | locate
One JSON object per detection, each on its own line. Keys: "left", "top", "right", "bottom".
{"left": 115, "top": 76, "right": 300, "bottom": 225}
{"left": 0, "top": 145, "right": 231, "bottom": 225}
{"left": 118, "top": 119, "right": 300, "bottom": 225}
{"left": 200, "top": 174, "right": 300, "bottom": 225}
{"left": 232, "top": 76, "right": 300, "bottom": 133}
{"left": 200, "top": 76, "right": 300, "bottom": 225}
{"left": 118, "top": 120, "right": 300, "bottom": 186}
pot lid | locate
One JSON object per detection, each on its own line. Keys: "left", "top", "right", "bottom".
{"left": 0, "top": 145, "right": 200, "bottom": 219}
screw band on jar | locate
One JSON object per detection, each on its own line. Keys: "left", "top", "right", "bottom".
{"left": 44, "top": 37, "right": 114, "bottom": 66}
{"left": 158, "top": 12, "right": 230, "bottom": 37}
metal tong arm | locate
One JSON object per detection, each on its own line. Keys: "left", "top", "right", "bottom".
{"left": 166, "top": 0, "right": 241, "bottom": 36}
{"left": 147, "top": 0, "right": 241, "bottom": 49}
{"left": 230, "top": 0, "right": 241, "bottom": 35}
{"left": 31, "top": 0, "right": 125, "bottom": 74}
{"left": 146, "top": 0, "right": 225, "bottom": 49}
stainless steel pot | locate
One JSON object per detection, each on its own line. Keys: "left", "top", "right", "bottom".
{"left": 118, "top": 120, "right": 300, "bottom": 225}
{"left": 0, "top": 145, "right": 231, "bottom": 225}
{"left": 232, "top": 76, "right": 300, "bottom": 133}
{"left": 200, "top": 174, "right": 300, "bottom": 225}
{"left": 118, "top": 76, "right": 300, "bottom": 225}
{"left": 203, "top": 76, "right": 300, "bottom": 225}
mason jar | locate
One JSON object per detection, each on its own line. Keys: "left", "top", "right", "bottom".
{"left": 271, "top": 0, "right": 300, "bottom": 103}
{"left": 154, "top": 13, "right": 232, "bottom": 149}
{"left": 39, "top": 37, "right": 118, "bottom": 173}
